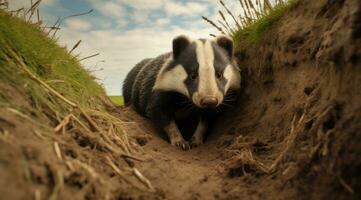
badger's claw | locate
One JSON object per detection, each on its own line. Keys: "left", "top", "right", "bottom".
{"left": 165, "top": 122, "right": 190, "bottom": 151}
{"left": 172, "top": 140, "right": 190, "bottom": 151}
{"left": 190, "top": 137, "right": 203, "bottom": 148}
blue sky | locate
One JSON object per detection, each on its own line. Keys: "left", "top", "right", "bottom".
{"left": 10, "top": 0, "right": 271, "bottom": 95}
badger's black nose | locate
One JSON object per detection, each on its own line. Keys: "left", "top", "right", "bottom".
{"left": 200, "top": 97, "right": 218, "bottom": 108}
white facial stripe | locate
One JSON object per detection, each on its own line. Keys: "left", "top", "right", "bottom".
{"left": 224, "top": 64, "right": 241, "bottom": 92}
{"left": 196, "top": 41, "right": 219, "bottom": 95}
{"left": 153, "top": 58, "right": 189, "bottom": 97}
{"left": 192, "top": 40, "right": 224, "bottom": 106}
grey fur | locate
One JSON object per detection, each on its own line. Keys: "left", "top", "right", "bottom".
{"left": 123, "top": 53, "right": 172, "bottom": 116}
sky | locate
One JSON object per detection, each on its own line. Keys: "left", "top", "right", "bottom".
{"left": 9, "top": 0, "right": 272, "bottom": 95}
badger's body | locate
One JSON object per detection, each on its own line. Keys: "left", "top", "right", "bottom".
{"left": 123, "top": 35, "right": 241, "bottom": 150}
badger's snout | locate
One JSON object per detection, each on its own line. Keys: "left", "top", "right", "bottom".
{"left": 200, "top": 96, "right": 218, "bottom": 108}
{"left": 192, "top": 92, "right": 223, "bottom": 108}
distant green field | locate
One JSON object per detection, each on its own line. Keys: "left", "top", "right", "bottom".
{"left": 109, "top": 96, "right": 124, "bottom": 106}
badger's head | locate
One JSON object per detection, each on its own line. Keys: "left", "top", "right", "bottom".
{"left": 153, "top": 35, "right": 241, "bottom": 108}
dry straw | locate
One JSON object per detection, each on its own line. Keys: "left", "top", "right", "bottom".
{"left": 203, "top": 0, "right": 286, "bottom": 36}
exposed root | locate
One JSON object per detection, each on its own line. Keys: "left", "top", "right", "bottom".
{"left": 54, "top": 114, "right": 72, "bottom": 132}
{"left": 309, "top": 105, "right": 334, "bottom": 134}
{"left": 71, "top": 159, "right": 101, "bottom": 180}
{"left": 65, "top": 161, "right": 75, "bottom": 171}
{"left": 106, "top": 155, "right": 153, "bottom": 192}
{"left": 120, "top": 153, "right": 145, "bottom": 162}
{"left": 269, "top": 111, "right": 306, "bottom": 172}
{"left": 53, "top": 142, "right": 63, "bottom": 161}
{"left": 105, "top": 156, "right": 141, "bottom": 189}
{"left": 0, "top": 129, "right": 11, "bottom": 143}
{"left": 132, "top": 168, "right": 155, "bottom": 192}
{"left": 33, "top": 130, "right": 48, "bottom": 140}
{"left": 34, "top": 189, "right": 41, "bottom": 200}
{"left": 338, "top": 175, "right": 354, "bottom": 194}
{"left": 79, "top": 108, "right": 102, "bottom": 132}
{"left": 107, "top": 124, "right": 129, "bottom": 154}
{"left": 54, "top": 112, "right": 143, "bottom": 162}
{"left": 227, "top": 148, "right": 270, "bottom": 175}
{"left": 226, "top": 110, "right": 307, "bottom": 175}
{"left": 84, "top": 109, "right": 132, "bottom": 154}
{"left": 54, "top": 114, "right": 72, "bottom": 133}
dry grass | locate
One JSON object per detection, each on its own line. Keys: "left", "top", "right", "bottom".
{"left": 204, "top": 0, "right": 295, "bottom": 44}
{"left": 223, "top": 110, "right": 306, "bottom": 176}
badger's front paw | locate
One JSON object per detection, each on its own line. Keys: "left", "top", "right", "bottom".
{"left": 190, "top": 136, "right": 203, "bottom": 148}
{"left": 171, "top": 139, "right": 190, "bottom": 151}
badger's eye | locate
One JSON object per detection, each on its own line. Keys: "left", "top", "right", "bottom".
{"left": 189, "top": 72, "right": 198, "bottom": 80}
{"left": 216, "top": 71, "right": 223, "bottom": 79}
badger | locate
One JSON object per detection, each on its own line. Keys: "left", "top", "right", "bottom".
{"left": 122, "top": 35, "right": 241, "bottom": 150}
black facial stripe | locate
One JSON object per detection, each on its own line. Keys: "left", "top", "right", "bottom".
{"left": 166, "top": 42, "right": 200, "bottom": 97}
{"left": 212, "top": 42, "right": 231, "bottom": 94}
{"left": 184, "top": 75, "right": 199, "bottom": 96}
{"left": 217, "top": 76, "right": 227, "bottom": 94}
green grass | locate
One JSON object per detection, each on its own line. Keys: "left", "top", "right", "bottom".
{"left": 0, "top": 10, "right": 106, "bottom": 113}
{"left": 109, "top": 96, "right": 124, "bottom": 106}
{"left": 232, "top": 0, "right": 296, "bottom": 46}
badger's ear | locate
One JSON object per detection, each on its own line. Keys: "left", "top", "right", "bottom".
{"left": 215, "top": 35, "right": 234, "bottom": 58}
{"left": 173, "top": 35, "right": 191, "bottom": 59}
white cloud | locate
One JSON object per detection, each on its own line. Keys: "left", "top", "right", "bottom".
{"left": 186, "top": 2, "right": 209, "bottom": 14}
{"left": 164, "top": 1, "right": 209, "bottom": 16}
{"left": 155, "top": 18, "right": 170, "bottom": 27}
{"left": 119, "top": 0, "right": 163, "bottom": 11}
{"left": 42, "top": 0, "right": 58, "bottom": 6}
{"left": 116, "top": 19, "right": 128, "bottom": 28}
{"left": 91, "top": 1, "right": 125, "bottom": 18}
{"left": 65, "top": 18, "right": 92, "bottom": 31}
{"left": 8, "top": 0, "right": 59, "bottom": 9}
{"left": 130, "top": 10, "right": 150, "bottom": 24}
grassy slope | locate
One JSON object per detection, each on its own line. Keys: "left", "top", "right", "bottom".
{"left": 0, "top": 10, "right": 138, "bottom": 199}
{"left": 232, "top": 1, "right": 296, "bottom": 47}
{"left": 0, "top": 10, "right": 129, "bottom": 140}
{"left": 0, "top": 10, "right": 106, "bottom": 114}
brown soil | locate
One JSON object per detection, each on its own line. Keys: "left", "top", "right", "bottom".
{"left": 1, "top": 0, "right": 361, "bottom": 199}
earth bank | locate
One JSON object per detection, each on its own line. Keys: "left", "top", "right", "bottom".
{"left": 0, "top": 0, "right": 361, "bottom": 199}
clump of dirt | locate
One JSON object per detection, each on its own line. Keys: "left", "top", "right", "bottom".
{"left": 1, "top": 0, "right": 361, "bottom": 199}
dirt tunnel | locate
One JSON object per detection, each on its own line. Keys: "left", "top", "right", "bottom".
{"left": 1, "top": 0, "right": 361, "bottom": 199}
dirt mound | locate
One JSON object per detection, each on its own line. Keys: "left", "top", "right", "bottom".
{"left": 1, "top": 0, "right": 361, "bottom": 199}
{"left": 230, "top": 0, "right": 361, "bottom": 198}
